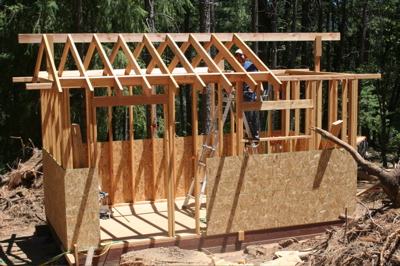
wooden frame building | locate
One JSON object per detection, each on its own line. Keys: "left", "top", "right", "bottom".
{"left": 14, "top": 32, "right": 380, "bottom": 261}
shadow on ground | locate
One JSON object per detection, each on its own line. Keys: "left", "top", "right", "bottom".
{"left": 0, "top": 225, "right": 67, "bottom": 265}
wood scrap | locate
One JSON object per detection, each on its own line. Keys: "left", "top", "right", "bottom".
{"left": 356, "top": 182, "right": 381, "bottom": 197}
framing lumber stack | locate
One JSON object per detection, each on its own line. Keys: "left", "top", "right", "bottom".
{"left": 13, "top": 32, "right": 380, "bottom": 252}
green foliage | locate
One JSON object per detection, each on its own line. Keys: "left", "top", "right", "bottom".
{"left": 1, "top": 0, "right": 400, "bottom": 168}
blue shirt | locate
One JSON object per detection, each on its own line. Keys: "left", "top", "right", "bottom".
{"left": 243, "top": 61, "right": 258, "bottom": 90}
{"left": 243, "top": 61, "right": 258, "bottom": 72}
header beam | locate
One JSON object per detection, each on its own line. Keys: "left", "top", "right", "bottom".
{"left": 19, "top": 32, "right": 341, "bottom": 44}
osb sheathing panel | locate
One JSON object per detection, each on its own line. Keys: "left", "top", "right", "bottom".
{"left": 175, "top": 137, "right": 196, "bottom": 197}
{"left": 113, "top": 141, "right": 133, "bottom": 203}
{"left": 43, "top": 149, "right": 68, "bottom": 248}
{"left": 43, "top": 149, "right": 100, "bottom": 251}
{"left": 135, "top": 139, "right": 154, "bottom": 201}
{"left": 206, "top": 149, "right": 356, "bottom": 236}
{"left": 92, "top": 131, "right": 307, "bottom": 204}
{"left": 64, "top": 166, "right": 99, "bottom": 251}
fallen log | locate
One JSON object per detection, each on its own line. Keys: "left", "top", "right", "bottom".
{"left": 310, "top": 127, "right": 400, "bottom": 207}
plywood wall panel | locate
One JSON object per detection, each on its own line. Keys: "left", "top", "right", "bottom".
{"left": 175, "top": 137, "right": 195, "bottom": 197}
{"left": 64, "top": 167, "right": 99, "bottom": 250}
{"left": 206, "top": 149, "right": 356, "bottom": 236}
{"left": 154, "top": 138, "right": 166, "bottom": 200}
{"left": 43, "top": 149, "right": 100, "bottom": 251}
{"left": 43, "top": 149, "right": 68, "bottom": 248}
{"left": 113, "top": 141, "right": 133, "bottom": 203}
{"left": 133, "top": 139, "right": 153, "bottom": 202}
{"left": 96, "top": 142, "right": 110, "bottom": 193}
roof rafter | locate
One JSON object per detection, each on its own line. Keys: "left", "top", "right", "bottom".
{"left": 189, "top": 34, "right": 233, "bottom": 93}
{"left": 108, "top": 35, "right": 152, "bottom": 95}
{"left": 210, "top": 34, "right": 257, "bottom": 92}
{"left": 142, "top": 34, "right": 179, "bottom": 91}
{"left": 58, "top": 34, "right": 93, "bottom": 91}
{"left": 166, "top": 34, "right": 206, "bottom": 91}
{"left": 233, "top": 34, "right": 281, "bottom": 88}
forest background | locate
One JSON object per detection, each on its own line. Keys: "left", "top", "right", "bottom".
{"left": 0, "top": 0, "right": 399, "bottom": 173}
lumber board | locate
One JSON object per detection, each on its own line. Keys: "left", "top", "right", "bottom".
{"left": 241, "top": 99, "right": 313, "bottom": 111}
{"left": 292, "top": 81, "right": 300, "bottom": 149}
{"left": 314, "top": 36, "right": 322, "bottom": 72}
{"left": 282, "top": 81, "right": 291, "bottom": 151}
{"left": 341, "top": 80, "right": 349, "bottom": 143}
{"left": 277, "top": 74, "right": 381, "bottom": 81}
{"left": 19, "top": 32, "right": 341, "bottom": 44}
{"left": 348, "top": 80, "right": 358, "bottom": 147}
{"left": 206, "top": 149, "right": 356, "bottom": 236}
{"left": 91, "top": 94, "right": 168, "bottom": 107}
{"left": 18, "top": 71, "right": 378, "bottom": 91}
{"left": 71, "top": 124, "right": 85, "bottom": 168}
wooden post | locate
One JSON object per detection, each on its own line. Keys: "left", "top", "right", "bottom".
{"left": 85, "top": 88, "right": 93, "bottom": 167}
{"left": 328, "top": 80, "right": 338, "bottom": 127}
{"left": 73, "top": 244, "right": 79, "bottom": 266}
{"left": 230, "top": 96, "right": 235, "bottom": 156}
{"left": 315, "top": 80, "right": 323, "bottom": 148}
{"left": 165, "top": 85, "right": 176, "bottom": 237}
{"left": 49, "top": 89, "right": 57, "bottom": 159}
{"left": 348, "top": 80, "right": 358, "bottom": 147}
{"left": 191, "top": 86, "right": 200, "bottom": 234}
{"left": 292, "top": 81, "right": 300, "bottom": 150}
{"left": 306, "top": 81, "right": 316, "bottom": 150}
{"left": 71, "top": 124, "right": 84, "bottom": 168}
{"left": 61, "top": 89, "right": 73, "bottom": 169}
{"left": 129, "top": 86, "right": 136, "bottom": 203}
{"left": 151, "top": 102, "right": 157, "bottom": 200}
{"left": 314, "top": 36, "right": 322, "bottom": 72}
{"left": 107, "top": 87, "right": 114, "bottom": 205}
{"left": 40, "top": 90, "right": 49, "bottom": 151}
{"left": 236, "top": 82, "right": 244, "bottom": 155}
{"left": 341, "top": 80, "right": 349, "bottom": 143}
{"left": 282, "top": 81, "right": 290, "bottom": 152}
{"left": 217, "top": 83, "right": 224, "bottom": 156}
{"left": 91, "top": 90, "right": 97, "bottom": 167}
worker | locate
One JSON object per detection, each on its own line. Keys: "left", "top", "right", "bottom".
{"left": 234, "top": 49, "right": 260, "bottom": 143}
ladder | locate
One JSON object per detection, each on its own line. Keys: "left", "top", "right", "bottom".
{"left": 182, "top": 91, "right": 259, "bottom": 209}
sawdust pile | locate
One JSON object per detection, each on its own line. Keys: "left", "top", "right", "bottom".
{"left": 0, "top": 144, "right": 45, "bottom": 238}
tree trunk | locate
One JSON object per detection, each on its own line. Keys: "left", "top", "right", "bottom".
{"left": 251, "top": 0, "right": 259, "bottom": 54}
{"left": 74, "top": 0, "right": 87, "bottom": 142}
{"left": 300, "top": 0, "right": 311, "bottom": 68}
{"left": 199, "top": 0, "right": 212, "bottom": 134}
{"left": 290, "top": 0, "right": 297, "bottom": 68}
{"left": 311, "top": 126, "right": 400, "bottom": 207}
{"left": 145, "top": 0, "right": 156, "bottom": 139}
{"left": 358, "top": 0, "right": 369, "bottom": 67}
{"left": 326, "top": 1, "right": 332, "bottom": 72}
{"left": 271, "top": 0, "right": 278, "bottom": 68}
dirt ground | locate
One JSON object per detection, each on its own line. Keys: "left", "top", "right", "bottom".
{"left": 1, "top": 149, "right": 400, "bottom": 265}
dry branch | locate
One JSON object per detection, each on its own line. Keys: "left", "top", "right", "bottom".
{"left": 1, "top": 147, "right": 43, "bottom": 189}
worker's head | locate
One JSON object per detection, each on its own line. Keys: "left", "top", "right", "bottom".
{"left": 234, "top": 49, "right": 246, "bottom": 65}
